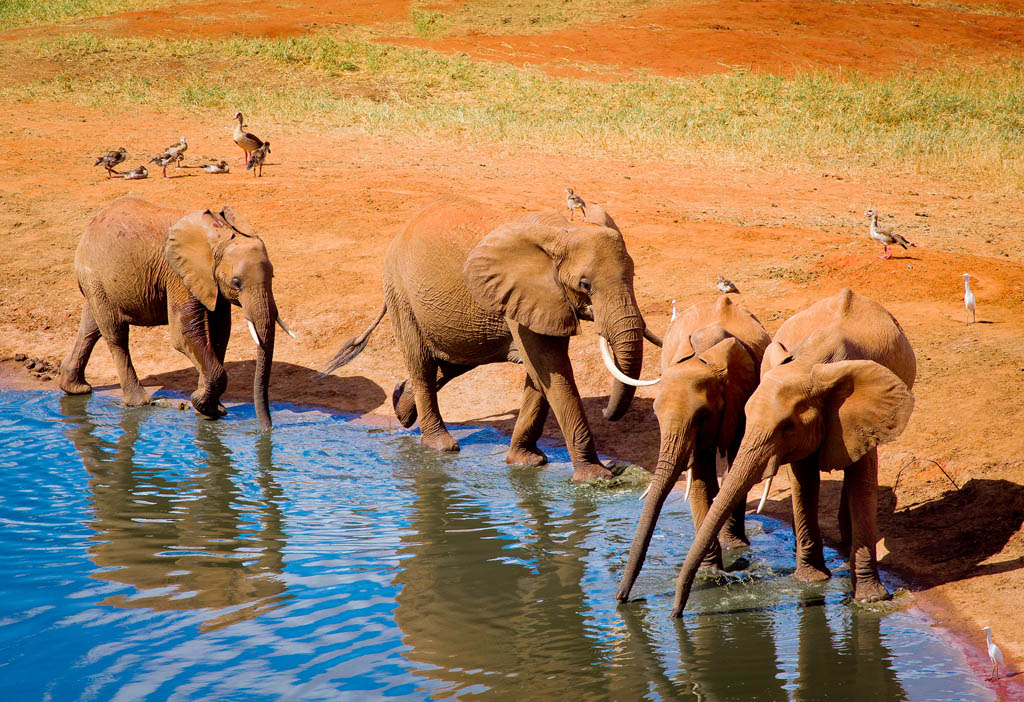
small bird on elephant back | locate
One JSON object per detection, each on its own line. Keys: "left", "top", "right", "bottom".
{"left": 321, "top": 195, "right": 664, "bottom": 483}
{"left": 59, "top": 197, "right": 296, "bottom": 431}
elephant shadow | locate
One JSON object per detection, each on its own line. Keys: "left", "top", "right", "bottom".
{"left": 142, "top": 360, "right": 387, "bottom": 418}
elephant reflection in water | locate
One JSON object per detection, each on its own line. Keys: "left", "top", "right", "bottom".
{"left": 59, "top": 395, "right": 289, "bottom": 630}
{"left": 617, "top": 592, "right": 908, "bottom": 701}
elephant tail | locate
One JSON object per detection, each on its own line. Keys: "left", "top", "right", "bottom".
{"left": 320, "top": 304, "right": 387, "bottom": 376}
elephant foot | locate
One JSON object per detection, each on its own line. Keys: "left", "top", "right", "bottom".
{"left": 570, "top": 462, "right": 614, "bottom": 483}
{"left": 506, "top": 445, "right": 548, "bottom": 467}
{"left": 853, "top": 579, "right": 891, "bottom": 603}
{"left": 392, "top": 380, "right": 418, "bottom": 428}
{"left": 719, "top": 530, "right": 750, "bottom": 550}
{"left": 123, "top": 387, "right": 152, "bottom": 407}
{"left": 190, "top": 390, "right": 226, "bottom": 419}
{"left": 58, "top": 372, "right": 92, "bottom": 396}
{"left": 794, "top": 563, "right": 831, "bottom": 582}
{"left": 421, "top": 430, "right": 459, "bottom": 452}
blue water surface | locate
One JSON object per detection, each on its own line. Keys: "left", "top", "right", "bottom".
{"left": 0, "top": 391, "right": 993, "bottom": 701}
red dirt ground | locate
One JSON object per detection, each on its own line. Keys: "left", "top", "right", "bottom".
{"left": 2, "top": 2, "right": 1024, "bottom": 697}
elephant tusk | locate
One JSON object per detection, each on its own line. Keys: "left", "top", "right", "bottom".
{"left": 683, "top": 468, "right": 692, "bottom": 500}
{"left": 247, "top": 319, "right": 262, "bottom": 348}
{"left": 598, "top": 335, "right": 660, "bottom": 387}
{"left": 638, "top": 484, "right": 651, "bottom": 501}
{"left": 277, "top": 317, "right": 297, "bottom": 339}
{"left": 756, "top": 475, "right": 774, "bottom": 514}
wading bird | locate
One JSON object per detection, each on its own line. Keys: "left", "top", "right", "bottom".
{"left": 93, "top": 147, "right": 126, "bottom": 177}
{"left": 565, "top": 188, "right": 586, "bottom": 220}
{"left": 963, "top": 273, "right": 977, "bottom": 325}
{"left": 865, "top": 209, "right": 913, "bottom": 259}
{"left": 983, "top": 626, "right": 1004, "bottom": 680}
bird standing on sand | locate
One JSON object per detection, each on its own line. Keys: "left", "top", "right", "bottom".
{"left": 247, "top": 141, "right": 270, "bottom": 177}
{"left": 566, "top": 188, "right": 586, "bottom": 220}
{"left": 963, "top": 273, "right": 977, "bottom": 325}
{"left": 865, "top": 209, "right": 913, "bottom": 259}
{"left": 233, "top": 112, "right": 265, "bottom": 167}
{"left": 716, "top": 275, "right": 739, "bottom": 294}
{"left": 122, "top": 165, "right": 148, "bottom": 180}
{"left": 154, "top": 137, "right": 187, "bottom": 169}
{"left": 201, "top": 160, "right": 230, "bottom": 174}
{"left": 94, "top": 147, "right": 126, "bottom": 178}
{"left": 983, "top": 626, "right": 1004, "bottom": 680}
{"left": 149, "top": 151, "right": 182, "bottom": 178}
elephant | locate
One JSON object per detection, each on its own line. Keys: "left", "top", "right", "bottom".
{"left": 670, "top": 288, "right": 916, "bottom": 616}
{"left": 614, "top": 295, "right": 771, "bottom": 602}
{"left": 59, "top": 197, "right": 292, "bottom": 431}
{"left": 323, "top": 195, "right": 661, "bottom": 482}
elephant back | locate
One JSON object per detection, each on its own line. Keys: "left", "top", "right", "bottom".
{"left": 662, "top": 296, "right": 771, "bottom": 370}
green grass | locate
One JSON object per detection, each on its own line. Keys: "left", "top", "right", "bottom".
{"left": 0, "top": 0, "right": 172, "bottom": 30}
{"left": 9, "top": 33, "right": 1024, "bottom": 185}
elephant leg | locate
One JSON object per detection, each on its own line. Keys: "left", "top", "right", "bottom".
{"left": 720, "top": 443, "right": 750, "bottom": 549}
{"left": 393, "top": 362, "right": 471, "bottom": 430}
{"left": 846, "top": 449, "right": 889, "bottom": 602}
{"left": 838, "top": 480, "right": 852, "bottom": 548}
{"left": 689, "top": 448, "right": 724, "bottom": 569}
{"left": 169, "top": 297, "right": 226, "bottom": 418}
{"left": 790, "top": 457, "right": 830, "bottom": 582}
{"left": 101, "top": 320, "right": 150, "bottom": 407}
{"left": 506, "top": 373, "right": 550, "bottom": 467}
{"left": 206, "top": 298, "right": 232, "bottom": 416}
{"left": 508, "top": 321, "right": 609, "bottom": 482}
{"left": 59, "top": 302, "right": 101, "bottom": 395}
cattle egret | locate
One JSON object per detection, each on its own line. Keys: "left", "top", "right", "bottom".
{"left": 963, "top": 273, "right": 977, "bottom": 325}
{"left": 983, "top": 626, "right": 1004, "bottom": 680}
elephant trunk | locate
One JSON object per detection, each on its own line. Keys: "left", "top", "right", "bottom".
{"left": 670, "top": 440, "right": 769, "bottom": 617}
{"left": 617, "top": 426, "right": 693, "bottom": 601}
{"left": 242, "top": 287, "right": 277, "bottom": 432}
{"left": 601, "top": 300, "right": 645, "bottom": 421}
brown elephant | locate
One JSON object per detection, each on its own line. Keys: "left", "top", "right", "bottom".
{"left": 59, "top": 197, "right": 291, "bottom": 430}
{"left": 614, "top": 295, "right": 771, "bottom": 602}
{"left": 323, "top": 195, "right": 661, "bottom": 482}
{"left": 670, "top": 289, "right": 916, "bottom": 616}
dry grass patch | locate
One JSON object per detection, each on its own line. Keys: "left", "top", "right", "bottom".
{"left": 0, "top": 0, "right": 176, "bottom": 30}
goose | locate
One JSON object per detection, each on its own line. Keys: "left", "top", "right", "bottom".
{"left": 865, "top": 209, "right": 913, "bottom": 259}
{"left": 963, "top": 273, "right": 976, "bottom": 325}
{"left": 148, "top": 151, "right": 182, "bottom": 178}
{"left": 247, "top": 141, "right": 270, "bottom": 177}
{"left": 566, "top": 188, "right": 586, "bottom": 220}
{"left": 93, "top": 147, "right": 126, "bottom": 177}
{"left": 233, "top": 112, "right": 265, "bottom": 166}
{"left": 200, "top": 160, "right": 230, "bottom": 174}
{"left": 154, "top": 137, "right": 187, "bottom": 169}
{"left": 122, "top": 165, "right": 148, "bottom": 180}
{"left": 983, "top": 627, "right": 1004, "bottom": 680}
{"left": 716, "top": 275, "right": 739, "bottom": 293}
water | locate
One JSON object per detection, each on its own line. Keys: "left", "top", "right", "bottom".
{"left": 0, "top": 390, "right": 991, "bottom": 701}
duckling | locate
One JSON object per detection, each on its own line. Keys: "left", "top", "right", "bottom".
{"left": 122, "top": 165, "right": 148, "bottom": 180}
{"left": 200, "top": 160, "right": 230, "bottom": 174}
{"left": 148, "top": 151, "right": 182, "bottom": 178}
{"left": 716, "top": 275, "right": 739, "bottom": 294}
{"left": 93, "top": 147, "right": 126, "bottom": 177}
{"left": 865, "top": 209, "right": 913, "bottom": 259}
{"left": 566, "top": 187, "right": 586, "bottom": 220}
{"left": 156, "top": 137, "right": 187, "bottom": 168}
{"left": 233, "top": 112, "right": 265, "bottom": 166}
{"left": 246, "top": 141, "right": 270, "bottom": 177}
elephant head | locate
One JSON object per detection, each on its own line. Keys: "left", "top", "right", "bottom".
{"left": 669, "top": 357, "right": 914, "bottom": 616}
{"left": 615, "top": 324, "right": 759, "bottom": 601}
{"left": 464, "top": 211, "right": 651, "bottom": 420}
{"left": 166, "top": 207, "right": 289, "bottom": 431}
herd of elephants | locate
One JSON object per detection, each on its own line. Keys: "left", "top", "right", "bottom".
{"left": 56, "top": 194, "right": 916, "bottom": 617}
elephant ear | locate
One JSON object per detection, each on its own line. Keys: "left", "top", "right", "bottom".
{"left": 761, "top": 341, "right": 792, "bottom": 376}
{"left": 463, "top": 222, "right": 580, "bottom": 336}
{"left": 811, "top": 360, "right": 914, "bottom": 471}
{"left": 698, "top": 337, "right": 758, "bottom": 456}
{"left": 166, "top": 210, "right": 234, "bottom": 311}
{"left": 583, "top": 204, "right": 620, "bottom": 233}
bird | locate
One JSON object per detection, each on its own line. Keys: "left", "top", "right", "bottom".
{"left": 122, "top": 165, "right": 148, "bottom": 180}
{"left": 983, "top": 626, "right": 1004, "bottom": 680}
{"left": 670, "top": 299, "right": 677, "bottom": 323}
{"left": 93, "top": 147, "right": 126, "bottom": 178}
{"left": 247, "top": 140, "right": 270, "bottom": 177}
{"left": 154, "top": 137, "right": 187, "bottom": 169}
{"left": 148, "top": 151, "right": 182, "bottom": 178}
{"left": 716, "top": 275, "right": 739, "bottom": 294}
{"left": 233, "top": 112, "right": 265, "bottom": 167}
{"left": 963, "top": 273, "right": 977, "bottom": 325}
{"left": 865, "top": 209, "right": 914, "bottom": 259}
{"left": 566, "top": 188, "right": 586, "bottom": 220}
{"left": 200, "top": 160, "right": 230, "bottom": 174}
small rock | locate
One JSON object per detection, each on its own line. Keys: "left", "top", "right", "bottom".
{"left": 26, "top": 361, "right": 36, "bottom": 370}
{"left": 14, "top": 353, "right": 26, "bottom": 362}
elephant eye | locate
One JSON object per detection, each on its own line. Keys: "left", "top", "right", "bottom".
{"left": 579, "top": 277, "right": 592, "bottom": 293}
{"left": 230, "top": 276, "right": 242, "bottom": 290}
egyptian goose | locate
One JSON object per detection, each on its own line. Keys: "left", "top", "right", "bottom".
{"left": 233, "top": 112, "right": 265, "bottom": 166}
{"left": 865, "top": 209, "right": 913, "bottom": 259}
{"left": 122, "top": 165, "right": 148, "bottom": 180}
{"left": 247, "top": 141, "right": 270, "bottom": 177}
{"left": 155, "top": 137, "right": 187, "bottom": 168}
{"left": 94, "top": 147, "right": 126, "bottom": 177}
{"left": 566, "top": 188, "right": 586, "bottom": 220}
{"left": 149, "top": 151, "right": 182, "bottom": 178}
{"left": 963, "top": 273, "right": 977, "bottom": 325}
{"left": 716, "top": 275, "right": 739, "bottom": 293}
{"left": 201, "top": 160, "right": 230, "bottom": 174}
